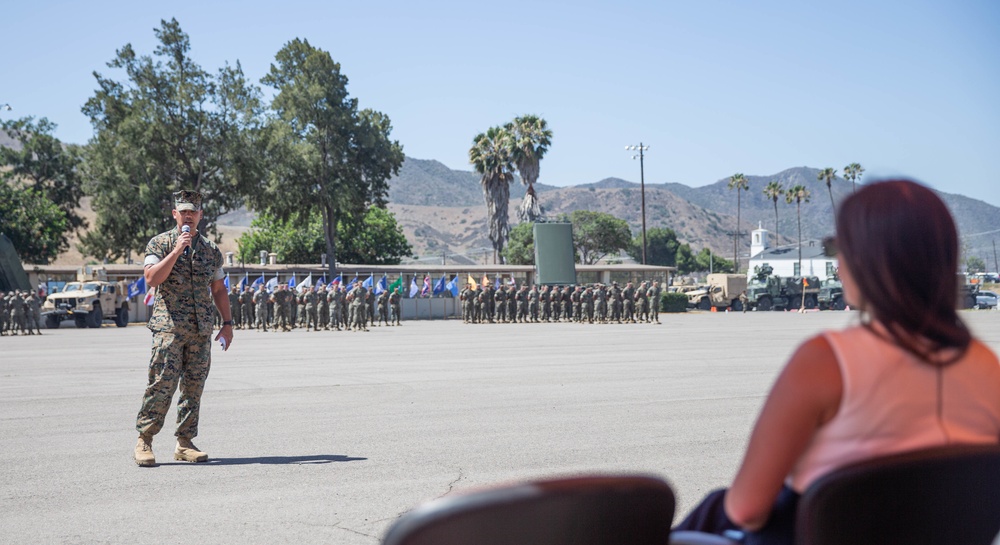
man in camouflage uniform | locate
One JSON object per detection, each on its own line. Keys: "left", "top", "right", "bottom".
{"left": 594, "top": 284, "right": 607, "bottom": 323}
{"left": 348, "top": 281, "right": 369, "bottom": 331}
{"left": 527, "top": 285, "right": 539, "bottom": 323}
{"left": 493, "top": 285, "right": 507, "bottom": 323}
{"left": 635, "top": 281, "right": 649, "bottom": 323}
{"left": 27, "top": 291, "right": 43, "bottom": 334}
{"left": 296, "top": 289, "right": 307, "bottom": 329}
{"left": 317, "top": 285, "right": 330, "bottom": 330}
{"left": 228, "top": 285, "right": 242, "bottom": 329}
{"left": 622, "top": 281, "right": 636, "bottom": 323}
{"left": 329, "top": 285, "right": 343, "bottom": 331}
{"left": 540, "top": 285, "right": 551, "bottom": 322}
{"left": 305, "top": 285, "right": 320, "bottom": 331}
{"left": 134, "top": 190, "right": 233, "bottom": 467}
{"left": 610, "top": 282, "right": 623, "bottom": 323}
{"left": 376, "top": 289, "right": 390, "bottom": 326}
{"left": 582, "top": 285, "right": 595, "bottom": 324}
{"left": 571, "top": 285, "right": 583, "bottom": 322}
{"left": 240, "top": 284, "right": 255, "bottom": 328}
{"left": 389, "top": 287, "right": 401, "bottom": 326}
{"left": 253, "top": 285, "right": 269, "bottom": 331}
{"left": 0, "top": 291, "right": 7, "bottom": 335}
{"left": 14, "top": 291, "right": 26, "bottom": 333}
{"left": 650, "top": 281, "right": 662, "bottom": 323}
{"left": 460, "top": 284, "right": 473, "bottom": 323}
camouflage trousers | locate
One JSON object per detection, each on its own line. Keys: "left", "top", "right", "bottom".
{"left": 136, "top": 331, "right": 211, "bottom": 439}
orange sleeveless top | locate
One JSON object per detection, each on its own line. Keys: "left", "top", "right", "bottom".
{"left": 788, "top": 325, "right": 1000, "bottom": 492}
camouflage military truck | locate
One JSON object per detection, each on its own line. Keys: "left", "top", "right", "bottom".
{"left": 686, "top": 273, "right": 748, "bottom": 311}
{"left": 817, "top": 277, "right": 846, "bottom": 310}
{"left": 745, "top": 265, "right": 820, "bottom": 311}
{"left": 41, "top": 268, "right": 130, "bottom": 328}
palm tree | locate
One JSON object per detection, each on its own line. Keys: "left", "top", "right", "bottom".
{"left": 763, "top": 180, "right": 785, "bottom": 246}
{"left": 843, "top": 162, "right": 864, "bottom": 193}
{"left": 507, "top": 115, "right": 553, "bottom": 222}
{"left": 469, "top": 126, "right": 516, "bottom": 264}
{"left": 818, "top": 167, "right": 837, "bottom": 214}
{"left": 785, "top": 184, "right": 811, "bottom": 274}
{"left": 728, "top": 173, "right": 749, "bottom": 272}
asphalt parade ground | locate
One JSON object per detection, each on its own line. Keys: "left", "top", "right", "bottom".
{"left": 4, "top": 310, "right": 1000, "bottom": 544}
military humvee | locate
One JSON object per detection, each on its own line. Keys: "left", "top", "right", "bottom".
{"left": 686, "top": 273, "right": 748, "bottom": 311}
{"left": 41, "top": 267, "right": 130, "bottom": 328}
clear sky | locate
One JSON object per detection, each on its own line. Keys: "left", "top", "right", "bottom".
{"left": 2, "top": 1, "right": 998, "bottom": 205}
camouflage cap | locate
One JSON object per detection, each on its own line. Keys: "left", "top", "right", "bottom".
{"left": 173, "top": 190, "right": 203, "bottom": 211}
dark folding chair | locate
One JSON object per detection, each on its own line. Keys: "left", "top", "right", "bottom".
{"left": 382, "top": 474, "right": 676, "bottom": 545}
{"left": 671, "top": 444, "right": 1000, "bottom": 545}
{"left": 796, "top": 444, "right": 1000, "bottom": 545}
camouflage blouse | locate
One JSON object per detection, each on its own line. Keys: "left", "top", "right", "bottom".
{"left": 145, "top": 227, "right": 223, "bottom": 336}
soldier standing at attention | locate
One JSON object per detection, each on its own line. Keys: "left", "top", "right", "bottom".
{"left": 240, "top": 285, "right": 255, "bottom": 328}
{"left": 650, "top": 281, "right": 662, "bottom": 323}
{"left": 622, "top": 281, "right": 636, "bottom": 323}
{"left": 330, "top": 286, "right": 343, "bottom": 331}
{"left": 571, "top": 285, "right": 583, "bottom": 322}
{"left": 493, "top": 285, "right": 506, "bottom": 323}
{"left": 317, "top": 285, "right": 330, "bottom": 330}
{"left": 134, "top": 190, "right": 233, "bottom": 467}
{"left": 305, "top": 285, "right": 320, "bottom": 331}
{"left": 228, "top": 285, "right": 242, "bottom": 329}
{"left": 636, "top": 281, "right": 649, "bottom": 323}
{"left": 27, "top": 291, "right": 43, "bottom": 335}
{"left": 389, "top": 287, "right": 401, "bottom": 326}
{"left": 253, "top": 285, "right": 269, "bottom": 332}
{"left": 296, "top": 289, "right": 307, "bottom": 329}
{"left": 377, "top": 289, "right": 390, "bottom": 326}
{"left": 594, "top": 284, "right": 607, "bottom": 323}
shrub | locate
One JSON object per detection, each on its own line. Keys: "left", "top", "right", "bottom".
{"left": 661, "top": 292, "right": 688, "bottom": 313}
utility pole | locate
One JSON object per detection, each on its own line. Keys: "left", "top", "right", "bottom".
{"left": 993, "top": 239, "right": 998, "bottom": 273}
{"left": 625, "top": 144, "right": 649, "bottom": 264}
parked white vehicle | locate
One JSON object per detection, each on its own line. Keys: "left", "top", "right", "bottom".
{"left": 975, "top": 290, "right": 998, "bottom": 310}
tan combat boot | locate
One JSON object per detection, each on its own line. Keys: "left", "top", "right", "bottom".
{"left": 134, "top": 434, "right": 155, "bottom": 467}
{"left": 174, "top": 437, "right": 208, "bottom": 462}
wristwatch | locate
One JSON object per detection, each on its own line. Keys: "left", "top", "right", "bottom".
{"left": 222, "top": 320, "right": 234, "bottom": 326}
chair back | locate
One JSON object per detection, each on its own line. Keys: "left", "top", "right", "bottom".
{"left": 383, "top": 474, "right": 675, "bottom": 545}
{"left": 796, "top": 444, "right": 1000, "bottom": 545}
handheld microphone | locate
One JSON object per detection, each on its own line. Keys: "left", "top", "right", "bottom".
{"left": 182, "top": 225, "right": 191, "bottom": 257}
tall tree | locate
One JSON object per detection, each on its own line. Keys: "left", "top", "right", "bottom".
{"left": 469, "top": 126, "right": 516, "bottom": 263}
{"left": 727, "top": 173, "right": 749, "bottom": 271}
{"left": 762, "top": 180, "right": 785, "bottom": 246}
{"left": 693, "top": 247, "right": 734, "bottom": 274}
{"left": 0, "top": 117, "right": 86, "bottom": 233}
{"left": 502, "top": 222, "right": 536, "bottom": 265}
{"left": 0, "top": 184, "right": 68, "bottom": 264}
{"left": 843, "top": 162, "right": 864, "bottom": 193}
{"left": 563, "top": 210, "right": 632, "bottom": 265}
{"left": 237, "top": 207, "right": 411, "bottom": 266}
{"left": 785, "top": 184, "right": 811, "bottom": 274}
{"left": 507, "top": 115, "right": 553, "bottom": 222}
{"left": 253, "top": 38, "right": 404, "bottom": 269}
{"left": 80, "top": 18, "right": 266, "bottom": 261}
{"left": 627, "top": 227, "right": 682, "bottom": 267}
{"left": 818, "top": 167, "right": 837, "bottom": 214}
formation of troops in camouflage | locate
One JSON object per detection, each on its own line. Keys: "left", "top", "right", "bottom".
{"left": 223, "top": 281, "right": 402, "bottom": 333}
{"left": 459, "top": 281, "right": 663, "bottom": 324}
{"left": 0, "top": 290, "right": 44, "bottom": 336}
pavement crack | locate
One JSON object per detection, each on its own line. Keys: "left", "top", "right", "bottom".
{"left": 442, "top": 467, "right": 465, "bottom": 496}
